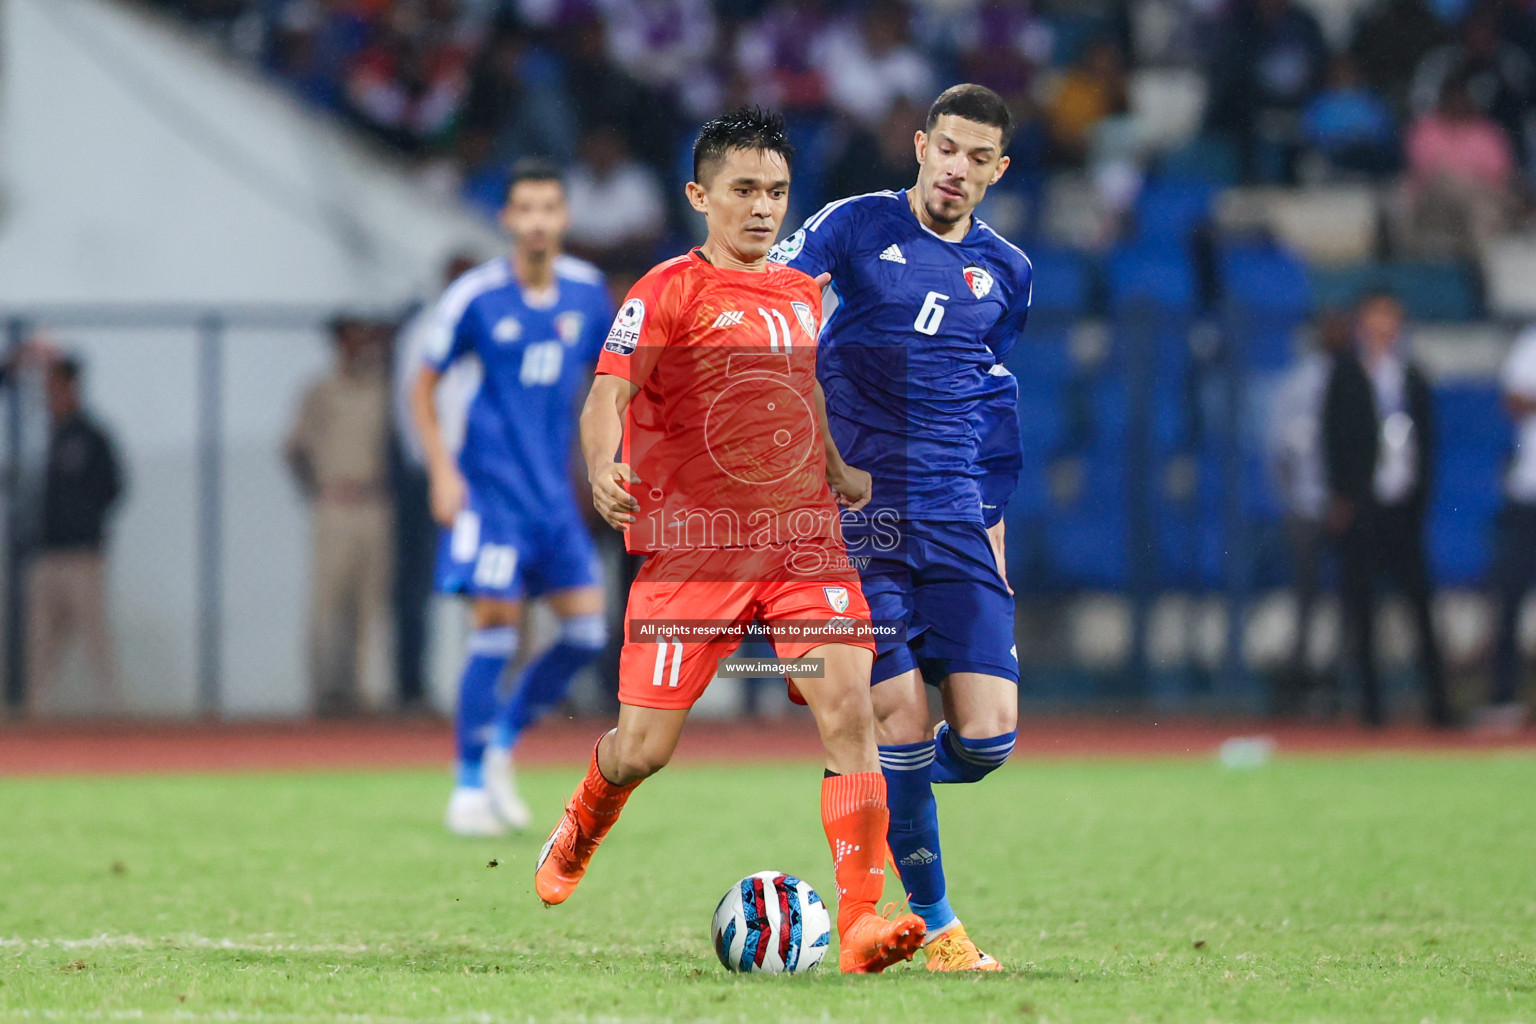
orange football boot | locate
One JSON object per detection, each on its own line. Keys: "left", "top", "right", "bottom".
{"left": 838, "top": 904, "right": 927, "bottom": 973}
{"left": 923, "top": 923, "right": 1003, "bottom": 972}
{"left": 533, "top": 797, "right": 616, "bottom": 906}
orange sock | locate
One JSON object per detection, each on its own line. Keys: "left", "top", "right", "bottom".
{"left": 820, "top": 772, "right": 889, "bottom": 934}
{"left": 572, "top": 738, "right": 639, "bottom": 840}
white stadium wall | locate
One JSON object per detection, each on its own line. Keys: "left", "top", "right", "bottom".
{"left": 0, "top": 0, "right": 501, "bottom": 717}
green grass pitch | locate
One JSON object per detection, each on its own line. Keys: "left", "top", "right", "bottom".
{"left": 2, "top": 753, "right": 1534, "bottom": 1023}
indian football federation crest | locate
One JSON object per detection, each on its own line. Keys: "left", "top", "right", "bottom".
{"left": 823, "top": 586, "right": 850, "bottom": 613}
{"left": 492, "top": 316, "right": 523, "bottom": 343}
{"left": 769, "top": 228, "right": 805, "bottom": 264}
{"left": 554, "top": 311, "right": 585, "bottom": 346}
{"left": 791, "top": 301, "right": 818, "bottom": 340}
{"left": 963, "top": 263, "right": 995, "bottom": 300}
{"left": 604, "top": 298, "right": 644, "bottom": 355}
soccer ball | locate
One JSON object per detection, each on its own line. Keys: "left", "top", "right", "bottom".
{"left": 710, "top": 871, "right": 831, "bottom": 973}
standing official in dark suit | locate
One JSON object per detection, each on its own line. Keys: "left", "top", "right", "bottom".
{"left": 1322, "top": 290, "right": 1451, "bottom": 727}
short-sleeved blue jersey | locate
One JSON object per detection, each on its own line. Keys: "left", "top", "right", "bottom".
{"left": 423, "top": 254, "right": 612, "bottom": 523}
{"left": 771, "top": 190, "right": 1032, "bottom": 522}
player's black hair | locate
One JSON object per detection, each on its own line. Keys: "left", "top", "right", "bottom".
{"left": 925, "top": 83, "right": 1015, "bottom": 148}
{"left": 506, "top": 157, "right": 563, "bottom": 197}
{"left": 52, "top": 355, "right": 82, "bottom": 383}
{"left": 692, "top": 106, "right": 794, "bottom": 185}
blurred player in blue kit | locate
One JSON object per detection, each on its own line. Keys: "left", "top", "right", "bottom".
{"left": 771, "top": 84, "right": 1031, "bottom": 970}
{"left": 410, "top": 160, "right": 613, "bottom": 837}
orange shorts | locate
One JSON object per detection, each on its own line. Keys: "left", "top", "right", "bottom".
{"left": 618, "top": 547, "right": 874, "bottom": 711}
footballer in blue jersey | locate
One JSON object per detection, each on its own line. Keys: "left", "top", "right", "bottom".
{"left": 770, "top": 85, "right": 1031, "bottom": 971}
{"left": 411, "top": 160, "right": 613, "bottom": 837}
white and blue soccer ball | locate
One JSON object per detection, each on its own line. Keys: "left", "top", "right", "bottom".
{"left": 711, "top": 871, "right": 831, "bottom": 974}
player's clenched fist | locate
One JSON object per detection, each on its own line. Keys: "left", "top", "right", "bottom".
{"left": 589, "top": 461, "right": 641, "bottom": 530}
{"left": 826, "top": 460, "right": 872, "bottom": 511}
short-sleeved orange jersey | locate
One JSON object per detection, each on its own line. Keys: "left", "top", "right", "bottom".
{"left": 597, "top": 249, "right": 840, "bottom": 558}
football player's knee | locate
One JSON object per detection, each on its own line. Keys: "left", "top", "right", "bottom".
{"left": 473, "top": 601, "right": 521, "bottom": 630}
{"left": 559, "top": 612, "right": 608, "bottom": 652}
{"left": 935, "top": 724, "right": 1016, "bottom": 784}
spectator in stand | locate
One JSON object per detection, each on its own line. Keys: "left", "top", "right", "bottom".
{"left": 558, "top": 17, "right": 678, "bottom": 175}
{"left": 1267, "top": 310, "right": 1350, "bottom": 716}
{"left": 1400, "top": 75, "right": 1518, "bottom": 257}
{"left": 265, "top": 0, "right": 377, "bottom": 111}
{"left": 344, "top": 1, "right": 471, "bottom": 152}
{"left": 597, "top": 0, "right": 717, "bottom": 101}
{"left": 1322, "top": 290, "right": 1452, "bottom": 728}
{"left": 813, "top": 0, "right": 935, "bottom": 127}
{"left": 1302, "top": 54, "right": 1399, "bottom": 176}
{"left": 1480, "top": 324, "right": 1536, "bottom": 732}
{"left": 944, "top": 0, "right": 1049, "bottom": 101}
{"left": 286, "top": 316, "right": 395, "bottom": 716}
{"left": 733, "top": 0, "right": 833, "bottom": 114}
{"left": 824, "top": 98, "right": 923, "bottom": 199}
{"left": 1206, "top": 0, "right": 1331, "bottom": 182}
{"left": 1410, "top": 1, "right": 1536, "bottom": 165}
{"left": 457, "top": 18, "right": 575, "bottom": 168}
{"left": 1045, "top": 39, "right": 1129, "bottom": 167}
{"left": 1351, "top": 0, "right": 1453, "bottom": 114}
{"left": 27, "top": 356, "right": 125, "bottom": 718}
{"left": 562, "top": 124, "right": 666, "bottom": 279}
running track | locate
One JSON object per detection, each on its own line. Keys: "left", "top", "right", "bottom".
{"left": 0, "top": 715, "right": 1531, "bottom": 776}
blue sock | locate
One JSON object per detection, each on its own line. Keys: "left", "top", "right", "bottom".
{"left": 455, "top": 626, "right": 517, "bottom": 788}
{"left": 493, "top": 613, "right": 607, "bottom": 750}
{"left": 879, "top": 740, "right": 956, "bottom": 933}
{"left": 931, "top": 724, "right": 1017, "bottom": 784}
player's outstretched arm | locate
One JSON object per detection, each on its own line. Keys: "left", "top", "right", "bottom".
{"left": 410, "top": 365, "right": 465, "bottom": 526}
{"left": 580, "top": 374, "right": 642, "bottom": 531}
{"left": 814, "top": 382, "right": 871, "bottom": 511}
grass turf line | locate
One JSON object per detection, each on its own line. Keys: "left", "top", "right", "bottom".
{"left": 1, "top": 755, "right": 1533, "bottom": 1023}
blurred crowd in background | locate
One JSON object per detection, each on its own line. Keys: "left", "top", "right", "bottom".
{"left": 7, "top": 0, "right": 1536, "bottom": 729}
{"left": 140, "top": 0, "right": 1536, "bottom": 279}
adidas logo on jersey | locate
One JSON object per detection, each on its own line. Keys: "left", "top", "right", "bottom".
{"left": 712, "top": 310, "right": 745, "bottom": 328}
{"left": 879, "top": 244, "right": 906, "bottom": 264}
{"left": 899, "top": 847, "right": 938, "bottom": 867}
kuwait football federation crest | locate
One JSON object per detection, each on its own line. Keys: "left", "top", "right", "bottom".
{"left": 604, "top": 298, "right": 644, "bottom": 354}
{"left": 823, "top": 586, "right": 850, "bottom": 613}
{"left": 555, "top": 311, "right": 585, "bottom": 346}
{"left": 963, "top": 263, "right": 995, "bottom": 299}
{"left": 791, "top": 301, "right": 818, "bottom": 340}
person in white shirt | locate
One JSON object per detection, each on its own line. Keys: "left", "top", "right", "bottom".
{"left": 1267, "top": 311, "right": 1349, "bottom": 714}
{"left": 1483, "top": 326, "right": 1536, "bottom": 730}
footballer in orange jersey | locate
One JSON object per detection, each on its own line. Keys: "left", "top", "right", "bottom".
{"left": 534, "top": 107, "right": 924, "bottom": 974}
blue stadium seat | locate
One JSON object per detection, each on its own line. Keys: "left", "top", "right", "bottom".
{"left": 1385, "top": 263, "right": 1480, "bottom": 322}
{"left": 1429, "top": 509, "right": 1494, "bottom": 586}
{"left": 1017, "top": 392, "right": 1069, "bottom": 457}
{"left": 1220, "top": 244, "right": 1311, "bottom": 371}
{"left": 1131, "top": 182, "right": 1216, "bottom": 249}
{"left": 1005, "top": 337, "right": 1076, "bottom": 394}
{"left": 1044, "top": 509, "right": 1128, "bottom": 589}
{"left": 1432, "top": 456, "right": 1506, "bottom": 519}
{"left": 1107, "top": 247, "right": 1197, "bottom": 312}
{"left": 1433, "top": 384, "right": 1511, "bottom": 455}
{"left": 1157, "top": 135, "right": 1241, "bottom": 187}
{"left": 1025, "top": 247, "right": 1093, "bottom": 316}
{"left": 1308, "top": 262, "right": 1480, "bottom": 321}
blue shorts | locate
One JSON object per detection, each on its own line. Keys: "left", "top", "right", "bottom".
{"left": 434, "top": 491, "right": 600, "bottom": 603}
{"left": 849, "top": 519, "right": 1018, "bottom": 686}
